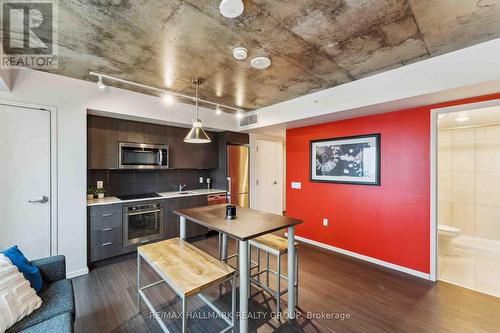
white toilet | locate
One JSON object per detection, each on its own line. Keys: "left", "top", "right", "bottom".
{"left": 438, "top": 224, "right": 461, "bottom": 256}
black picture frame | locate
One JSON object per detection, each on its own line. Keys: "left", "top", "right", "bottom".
{"left": 309, "top": 133, "right": 381, "bottom": 186}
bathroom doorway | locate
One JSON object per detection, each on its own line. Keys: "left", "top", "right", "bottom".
{"left": 434, "top": 103, "right": 500, "bottom": 297}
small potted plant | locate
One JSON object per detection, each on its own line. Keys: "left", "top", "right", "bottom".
{"left": 87, "top": 186, "right": 94, "bottom": 200}
{"left": 94, "top": 187, "right": 106, "bottom": 199}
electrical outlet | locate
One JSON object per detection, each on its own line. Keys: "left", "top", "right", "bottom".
{"left": 199, "top": 177, "right": 204, "bottom": 183}
{"left": 323, "top": 218, "right": 328, "bottom": 226}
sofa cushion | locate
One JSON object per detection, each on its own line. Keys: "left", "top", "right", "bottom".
{"left": 1, "top": 247, "right": 43, "bottom": 293}
{"left": 17, "top": 313, "right": 73, "bottom": 333}
{"left": 7, "top": 279, "right": 74, "bottom": 333}
{"left": 0, "top": 254, "right": 42, "bottom": 333}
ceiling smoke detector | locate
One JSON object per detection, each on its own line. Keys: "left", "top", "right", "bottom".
{"left": 220, "top": 0, "right": 244, "bottom": 18}
{"left": 250, "top": 56, "right": 271, "bottom": 69}
{"left": 233, "top": 47, "right": 248, "bottom": 60}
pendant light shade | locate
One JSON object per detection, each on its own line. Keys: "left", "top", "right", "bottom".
{"left": 184, "top": 120, "right": 211, "bottom": 143}
{"left": 184, "top": 80, "right": 211, "bottom": 144}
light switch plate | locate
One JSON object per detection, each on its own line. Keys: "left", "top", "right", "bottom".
{"left": 291, "top": 182, "right": 301, "bottom": 189}
{"left": 323, "top": 218, "right": 328, "bottom": 226}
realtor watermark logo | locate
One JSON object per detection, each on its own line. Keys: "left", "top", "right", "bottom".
{"left": 0, "top": 0, "right": 58, "bottom": 68}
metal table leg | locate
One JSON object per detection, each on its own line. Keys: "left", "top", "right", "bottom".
{"left": 137, "top": 252, "right": 141, "bottom": 312}
{"left": 287, "top": 226, "right": 296, "bottom": 319}
{"left": 239, "top": 240, "right": 249, "bottom": 333}
{"left": 221, "top": 233, "right": 228, "bottom": 262}
{"left": 180, "top": 216, "right": 186, "bottom": 240}
{"left": 182, "top": 296, "right": 187, "bottom": 333}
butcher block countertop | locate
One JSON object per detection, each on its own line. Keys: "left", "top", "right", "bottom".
{"left": 174, "top": 204, "right": 302, "bottom": 241}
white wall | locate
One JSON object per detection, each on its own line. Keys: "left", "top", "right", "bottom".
{"left": 0, "top": 69, "right": 238, "bottom": 277}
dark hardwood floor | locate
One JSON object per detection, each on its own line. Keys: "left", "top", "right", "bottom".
{"left": 73, "top": 235, "right": 500, "bottom": 333}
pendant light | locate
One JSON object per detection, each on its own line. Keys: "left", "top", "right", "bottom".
{"left": 184, "top": 79, "right": 211, "bottom": 144}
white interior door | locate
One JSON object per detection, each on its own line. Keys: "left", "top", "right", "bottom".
{"left": 255, "top": 139, "right": 282, "bottom": 215}
{"left": 0, "top": 104, "right": 51, "bottom": 259}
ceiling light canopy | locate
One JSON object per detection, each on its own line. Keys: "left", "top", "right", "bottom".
{"left": 455, "top": 116, "right": 470, "bottom": 122}
{"left": 250, "top": 56, "right": 271, "bottom": 69}
{"left": 184, "top": 79, "right": 211, "bottom": 144}
{"left": 220, "top": 0, "right": 244, "bottom": 18}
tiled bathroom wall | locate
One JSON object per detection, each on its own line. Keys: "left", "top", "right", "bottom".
{"left": 438, "top": 125, "right": 500, "bottom": 241}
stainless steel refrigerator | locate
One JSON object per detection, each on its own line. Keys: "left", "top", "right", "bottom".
{"left": 227, "top": 144, "right": 249, "bottom": 208}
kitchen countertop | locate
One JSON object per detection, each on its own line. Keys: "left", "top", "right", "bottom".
{"left": 87, "top": 189, "right": 227, "bottom": 207}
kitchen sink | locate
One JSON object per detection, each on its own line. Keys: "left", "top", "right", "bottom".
{"left": 176, "top": 191, "right": 197, "bottom": 195}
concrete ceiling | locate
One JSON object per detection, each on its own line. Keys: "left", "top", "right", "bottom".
{"left": 45, "top": 0, "right": 500, "bottom": 111}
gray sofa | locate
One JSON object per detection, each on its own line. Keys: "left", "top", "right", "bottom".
{"left": 7, "top": 255, "right": 75, "bottom": 333}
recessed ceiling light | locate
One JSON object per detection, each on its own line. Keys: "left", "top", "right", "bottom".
{"left": 250, "top": 56, "right": 271, "bottom": 69}
{"left": 215, "top": 105, "right": 222, "bottom": 115}
{"left": 455, "top": 116, "right": 470, "bottom": 122}
{"left": 97, "top": 75, "right": 106, "bottom": 89}
{"left": 233, "top": 47, "right": 248, "bottom": 60}
{"left": 220, "top": 0, "right": 244, "bottom": 18}
{"left": 162, "top": 92, "right": 175, "bottom": 104}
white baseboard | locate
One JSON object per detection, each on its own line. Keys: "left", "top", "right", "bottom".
{"left": 67, "top": 267, "right": 89, "bottom": 279}
{"left": 289, "top": 234, "right": 431, "bottom": 280}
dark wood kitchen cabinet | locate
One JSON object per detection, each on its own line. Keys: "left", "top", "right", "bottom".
{"left": 163, "top": 198, "right": 179, "bottom": 239}
{"left": 167, "top": 127, "right": 218, "bottom": 169}
{"left": 88, "top": 204, "right": 123, "bottom": 263}
{"left": 118, "top": 119, "right": 166, "bottom": 144}
{"left": 87, "top": 115, "right": 119, "bottom": 169}
{"left": 177, "top": 195, "right": 208, "bottom": 238}
{"left": 88, "top": 115, "right": 221, "bottom": 169}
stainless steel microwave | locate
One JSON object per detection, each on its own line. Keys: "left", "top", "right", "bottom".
{"left": 119, "top": 142, "right": 169, "bottom": 169}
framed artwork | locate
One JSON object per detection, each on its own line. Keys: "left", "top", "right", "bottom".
{"left": 310, "top": 133, "right": 380, "bottom": 185}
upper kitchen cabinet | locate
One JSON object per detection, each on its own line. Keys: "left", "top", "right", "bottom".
{"left": 118, "top": 119, "right": 166, "bottom": 145}
{"left": 88, "top": 115, "right": 220, "bottom": 170}
{"left": 167, "top": 126, "right": 218, "bottom": 169}
{"left": 87, "top": 115, "right": 119, "bottom": 169}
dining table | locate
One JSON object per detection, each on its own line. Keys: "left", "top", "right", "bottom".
{"left": 173, "top": 204, "right": 302, "bottom": 333}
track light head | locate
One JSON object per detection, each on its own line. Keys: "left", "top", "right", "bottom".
{"left": 162, "top": 92, "right": 175, "bottom": 105}
{"left": 97, "top": 75, "right": 106, "bottom": 89}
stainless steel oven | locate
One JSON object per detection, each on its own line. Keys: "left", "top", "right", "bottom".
{"left": 123, "top": 202, "right": 163, "bottom": 246}
{"left": 119, "top": 142, "right": 169, "bottom": 169}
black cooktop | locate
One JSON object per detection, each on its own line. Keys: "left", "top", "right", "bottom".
{"left": 116, "top": 192, "right": 161, "bottom": 201}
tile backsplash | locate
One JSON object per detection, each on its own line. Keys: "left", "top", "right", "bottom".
{"left": 87, "top": 169, "right": 215, "bottom": 196}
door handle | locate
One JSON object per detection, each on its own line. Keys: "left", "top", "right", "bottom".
{"left": 273, "top": 181, "right": 278, "bottom": 185}
{"left": 29, "top": 196, "right": 49, "bottom": 204}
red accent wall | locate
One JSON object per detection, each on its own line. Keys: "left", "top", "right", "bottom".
{"left": 286, "top": 93, "right": 500, "bottom": 274}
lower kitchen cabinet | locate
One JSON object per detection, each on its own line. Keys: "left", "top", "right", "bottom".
{"left": 176, "top": 196, "right": 208, "bottom": 239}
{"left": 88, "top": 204, "right": 124, "bottom": 263}
{"left": 88, "top": 194, "right": 211, "bottom": 264}
{"left": 164, "top": 198, "right": 179, "bottom": 239}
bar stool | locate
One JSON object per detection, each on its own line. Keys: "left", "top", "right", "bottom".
{"left": 248, "top": 234, "right": 298, "bottom": 314}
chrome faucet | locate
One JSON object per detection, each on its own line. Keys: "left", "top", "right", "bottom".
{"left": 178, "top": 184, "right": 186, "bottom": 191}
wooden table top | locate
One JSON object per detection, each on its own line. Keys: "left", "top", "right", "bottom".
{"left": 174, "top": 204, "right": 302, "bottom": 241}
{"left": 138, "top": 238, "right": 235, "bottom": 297}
